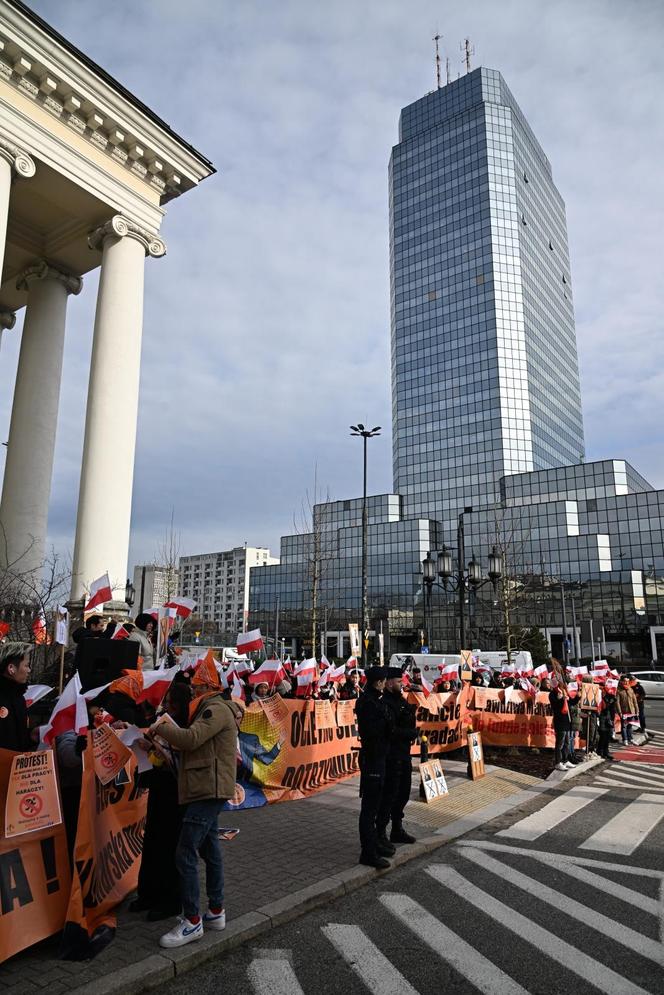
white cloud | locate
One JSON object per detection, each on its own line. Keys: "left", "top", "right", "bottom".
{"left": 1, "top": 0, "right": 662, "bottom": 576}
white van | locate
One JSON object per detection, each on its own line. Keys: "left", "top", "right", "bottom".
{"left": 389, "top": 649, "right": 533, "bottom": 683}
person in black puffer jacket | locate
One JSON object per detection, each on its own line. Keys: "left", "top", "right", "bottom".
{"left": 0, "top": 642, "right": 34, "bottom": 752}
{"left": 355, "top": 667, "right": 393, "bottom": 868}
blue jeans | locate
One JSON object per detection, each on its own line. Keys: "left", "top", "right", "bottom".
{"left": 176, "top": 799, "right": 225, "bottom": 919}
{"left": 620, "top": 719, "right": 633, "bottom": 745}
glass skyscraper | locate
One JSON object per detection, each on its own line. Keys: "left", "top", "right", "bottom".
{"left": 390, "top": 69, "right": 584, "bottom": 537}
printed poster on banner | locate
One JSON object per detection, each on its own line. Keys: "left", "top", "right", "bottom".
{"left": 92, "top": 724, "right": 133, "bottom": 785}
{"left": 258, "top": 693, "right": 290, "bottom": 729}
{"left": 579, "top": 682, "right": 602, "bottom": 711}
{"left": 4, "top": 750, "right": 62, "bottom": 838}
{"left": 315, "top": 698, "right": 335, "bottom": 731}
{"left": 348, "top": 623, "right": 360, "bottom": 658}
{"left": 336, "top": 698, "right": 356, "bottom": 729}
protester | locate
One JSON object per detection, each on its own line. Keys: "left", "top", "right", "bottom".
{"left": 549, "top": 660, "right": 573, "bottom": 770}
{"left": 0, "top": 642, "right": 34, "bottom": 751}
{"left": 151, "top": 664, "right": 245, "bottom": 947}
{"left": 355, "top": 666, "right": 393, "bottom": 869}
{"left": 129, "top": 612, "right": 156, "bottom": 670}
{"left": 340, "top": 670, "right": 361, "bottom": 700}
{"left": 631, "top": 675, "right": 647, "bottom": 732}
{"left": 131, "top": 678, "right": 192, "bottom": 921}
{"left": 616, "top": 675, "right": 639, "bottom": 745}
{"left": 376, "top": 667, "right": 417, "bottom": 847}
{"left": 73, "top": 615, "right": 104, "bottom": 669}
{"left": 597, "top": 689, "right": 617, "bottom": 761}
{"left": 251, "top": 681, "right": 271, "bottom": 701}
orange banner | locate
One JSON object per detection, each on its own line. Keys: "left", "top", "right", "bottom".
{"left": 61, "top": 742, "right": 147, "bottom": 959}
{"left": 0, "top": 748, "right": 71, "bottom": 964}
{"left": 468, "top": 688, "right": 556, "bottom": 748}
{"left": 408, "top": 686, "right": 470, "bottom": 754}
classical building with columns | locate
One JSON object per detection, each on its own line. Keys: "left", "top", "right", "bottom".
{"left": 0, "top": 0, "right": 213, "bottom": 604}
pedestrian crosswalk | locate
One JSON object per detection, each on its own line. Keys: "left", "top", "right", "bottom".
{"left": 246, "top": 842, "right": 663, "bottom": 995}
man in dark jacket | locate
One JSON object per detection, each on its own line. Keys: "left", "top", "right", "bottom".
{"left": 0, "top": 642, "right": 34, "bottom": 752}
{"left": 549, "top": 682, "right": 573, "bottom": 771}
{"left": 355, "top": 666, "right": 393, "bottom": 868}
{"left": 376, "top": 667, "right": 418, "bottom": 847}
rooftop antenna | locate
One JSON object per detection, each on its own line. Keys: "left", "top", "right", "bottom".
{"left": 433, "top": 32, "right": 442, "bottom": 89}
{"left": 446, "top": 55, "right": 451, "bottom": 85}
{"left": 461, "top": 37, "right": 475, "bottom": 73}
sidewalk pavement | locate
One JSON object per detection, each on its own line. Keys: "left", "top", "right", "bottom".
{"left": 1, "top": 758, "right": 552, "bottom": 995}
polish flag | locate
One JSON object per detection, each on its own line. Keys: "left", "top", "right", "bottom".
{"left": 500, "top": 663, "right": 516, "bottom": 678}
{"left": 283, "top": 656, "right": 293, "bottom": 674}
{"left": 320, "top": 655, "right": 330, "bottom": 671}
{"left": 32, "top": 611, "right": 51, "bottom": 645}
{"left": 248, "top": 658, "right": 286, "bottom": 687}
{"left": 327, "top": 663, "right": 347, "bottom": 684}
{"left": 41, "top": 675, "right": 88, "bottom": 745}
{"left": 519, "top": 678, "right": 537, "bottom": 697}
{"left": 533, "top": 664, "right": 549, "bottom": 678}
{"left": 227, "top": 658, "right": 252, "bottom": 679}
{"left": 568, "top": 665, "right": 588, "bottom": 682}
{"left": 293, "top": 657, "right": 318, "bottom": 678}
{"left": 317, "top": 667, "right": 331, "bottom": 687}
{"left": 25, "top": 684, "right": 54, "bottom": 708}
{"left": 590, "top": 670, "right": 607, "bottom": 682}
{"left": 108, "top": 669, "right": 177, "bottom": 708}
{"left": 111, "top": 624, "right": 131, "bottom": 640}
{"left": 346, "top": 656, "right": 359, "bottom": 669}
{"left": 420, "top": 674, "right": 434, "bottom": 699}
{"left": 438, "top": 661, "right": 459, "bottom": 679}
{"left": 594, "top": 660, "right": 609, "bottom": 671}
{"left": 231, "top": 675, "right": 245, "bottom": 701}
{"left": 517, "top": 662, "right": 534, "bottom": 677}
{"left": 236, "top": 628, "right": 264, "bottom": 654}
{"left": 296, "top": 672, "right": 316, "bottom": 697}
{"left": 164, "top": 596, "right": 196, "bottom": 619}
{"left": 84, "top": 572, "right": 113, "bottom": 612}
{"left": 605, "top": 678, "right": 618, "bottom": 690}
{"left": 567, "top": 682, "right": 579, "bottom": 697}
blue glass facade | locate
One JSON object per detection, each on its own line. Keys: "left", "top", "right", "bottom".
{"left": 391, "top": 69, "right": 584, "bottom": 538}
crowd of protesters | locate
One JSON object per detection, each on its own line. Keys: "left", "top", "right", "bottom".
{"left": 0, "top": 623, "right": 652, "bottom": 954}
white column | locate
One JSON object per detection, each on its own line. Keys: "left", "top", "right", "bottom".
{"left": 0, "top": 135, "right": 35, "bottom": 356}
{"left": 0, "top": 262, "right": 82, "bottom": 575}
{"left": 70, "top": 216, "right": 165, "bottom": 603}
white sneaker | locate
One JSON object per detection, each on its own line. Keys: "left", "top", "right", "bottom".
{"left": 563, "top": 761, "right": 575, "bottom": 769}
{"left": 203, "top": 908, "right": 226, "bottom": 931}
{"left": 555, "top": 762, "right": 566, "bottom": 771}
{"left": 159, "top": 917, "right": 204, "bottom": 948}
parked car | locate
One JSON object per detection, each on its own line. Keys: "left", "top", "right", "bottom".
{"left": 630, "top": 671, "right": 664, "bottom": 699}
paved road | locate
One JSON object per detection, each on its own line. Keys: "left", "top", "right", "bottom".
{"left": 156, "top": 746, "right": 664, "bottom": 995}
{"left": 645, "top": 697, "right": 664, "bottom": 732}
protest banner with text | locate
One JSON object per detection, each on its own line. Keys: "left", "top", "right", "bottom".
{"left": 468, "top": 688, "right": 556, "bottom": 748}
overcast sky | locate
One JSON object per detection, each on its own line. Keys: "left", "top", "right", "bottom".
{"left": 2, "top": 0, "right": 663, "bottom": 576}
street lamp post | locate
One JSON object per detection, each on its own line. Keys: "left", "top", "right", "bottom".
{"left": 350, "top": 423, "right": 381, "bottom": 664}
{"left": 424, "top": 514, "right": 503, "bottom": 650}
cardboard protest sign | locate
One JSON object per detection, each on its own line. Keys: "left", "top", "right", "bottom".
{"left": 579, "top": 683, "right": 602, "bottom": 711}
{"left": 61, "top": 744, "right": 147, "bottom": 959}
{"left": 460, "top": 649, "right": 473, "bottom": 682}
{"left": 0, "top": 748, "right": 71, "bottom": 964}
{"left": 4, "top": 750, "right": 62, "bottom": 838}
{"left": 419, "top": 760, "right": 447, "bottom": 802}
{"left": 258, "top": 693, "right": 290, "bottom": 729}
{"left": 92, "top": 724, "right": 133, "bottom": 785}
{"left": 314, "top": 698, "right": 335, "bottom": 731}
{"left": 467, "top": 731, "right": 486, "bottom": 780}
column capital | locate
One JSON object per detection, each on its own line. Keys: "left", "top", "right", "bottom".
{"left": 89, "top": 215, "right": 167, "bottom": 258}
{"left": 0, "top": 308, "right": 16, "bottom": 330}
{"left": 0, "top": 133, "right": 36, "bottom": 179}
{"left": 16, "top": 260, "right": 83, "bottom": 296}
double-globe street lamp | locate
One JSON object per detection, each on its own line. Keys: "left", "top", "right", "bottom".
{"left": 350, "top": 423, "right": 381, "bottom": 663}
{"left": 422, "top": 508, "right": 503, "bottom": 650}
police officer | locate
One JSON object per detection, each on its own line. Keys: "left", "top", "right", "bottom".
{"left": 355, "top": 666, "right": 394, "bottom": 868}
{"left": 376, "top": 666, "right": 417, "bottom": 847}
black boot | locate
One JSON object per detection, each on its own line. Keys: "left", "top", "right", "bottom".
{"left": 376, "top": 832, "right": 396, "bottom": 856}
{"left": 359, "top": 852, "right": 390, "bottom": 869}
{"left": 390, "top": 823, "right": 416, "bottom": 844}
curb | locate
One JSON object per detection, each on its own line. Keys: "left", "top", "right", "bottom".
{"left": 67, "top": 785, "right": 541, "bottom": 995}
{"left": 545, "top": 755, "right": 604, "bottom": 784}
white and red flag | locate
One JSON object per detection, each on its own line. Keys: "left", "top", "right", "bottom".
{"left": 533, "top": 663, "right": 549, "bottom": 679}
{"left": 25, "top": 684, "right": 53, "bottom": 708}
{"left": 438, "top": 660, "right": 459, "bottom": 679}
{"left": 84, "top": 572, "right": 112, "bottom": 612}
{"left": 519, "top": 678, "right": 537, "bottom": 697}
{"left": 326, "top": 663, "right": 347, "bottom": 684}
{"left": 293, "top": 657, "right": 318, "bottom": 678}
{"left": 248, "top": 658, "right": 286, "bottom": 687}
{"left": 295, "top": 672, "right": 316, "bottom": 697}
{"left": 41, "top": 675, "right": 88, "bottom": 745}
{"left": 227, "top": 658, "right": 252, "bottom": 679}
{"left": 164, "top": 596, "right": 196, "bottom": 619}
{"left": 231, "top": 675, "right": 245, "bottom": 701}
{"left": 568, "top": 665, "right": 588, "bottom": 682}
{"left": 236, "top": 628, "right": 264, "bottom": 654}
{"left": 346, "top": 656, "right": 359, "bottom": 669}
{"left": 111, "top": 624, "right": 131, "bottom": 640}
{"left": 500, "top": 663, "right": 516, "bottom": 678}
{"left": 319, "top": 655, "right": 331, "bottom": 671}
{"left": 419, "top": 674, "right": 434, "bottom": 699}
{"left": 594, "top": 660, "right": 609, "bottom": 671}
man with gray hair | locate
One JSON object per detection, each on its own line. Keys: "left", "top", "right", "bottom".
{"left": 0, "top": 641, "right": 33, "bottom": 751}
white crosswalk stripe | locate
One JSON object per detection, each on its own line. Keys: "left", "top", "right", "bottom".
{"left": 456, "top": 844, "right": 664, "bottom": 965}
{"left": 380, "top": 893, "right": 529, "bottom": 995}
{"left": 579, "top": 792, "right": 664, "bottom": 855}
{"left": 595, "top": 776, "right": 664, "bottom": 793}
{"left": 425, "top": 863, "right": 652, "bottom": 995}
{"left": 322, "top": 924, "right": 420, "bottom": 995}
{"left": 248, "top": 955, "right": 305, "bottom": 995}
{"left": 496, "top": 785, "right": 608, "bottom": 841}
{"left": 593, "top": 769, "right": 664, "bottom": 790}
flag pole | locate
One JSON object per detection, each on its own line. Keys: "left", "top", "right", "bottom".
{"left": 58, "top": 641, "right": 65, "bottom": 695}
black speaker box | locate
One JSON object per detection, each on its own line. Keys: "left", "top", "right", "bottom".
{"left": 77, "top": 638, "right": 140, "bottom": 691}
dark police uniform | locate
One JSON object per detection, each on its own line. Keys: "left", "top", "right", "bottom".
{"left": 376, "top": 676, "right": 417, "bottom": 843}
{"left": 355, "top": 671, "right": 393, "bottom": 863}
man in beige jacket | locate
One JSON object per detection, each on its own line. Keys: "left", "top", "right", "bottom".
{"left": 150, "top": 672, "right": 244, "bottom": 948}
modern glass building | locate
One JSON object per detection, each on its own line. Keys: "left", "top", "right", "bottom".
{"left": 391, "top": 69, "right": 584, "bottom": 538}
{"left": 249, "top": 69, "right": 664, "bottom": 664}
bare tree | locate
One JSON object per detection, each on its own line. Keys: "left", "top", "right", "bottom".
{"left": 153, "top": 508, "right": 181, "bottom": 602}
{"left": 490, "top": 509, "right": 534, "bottom": 665}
